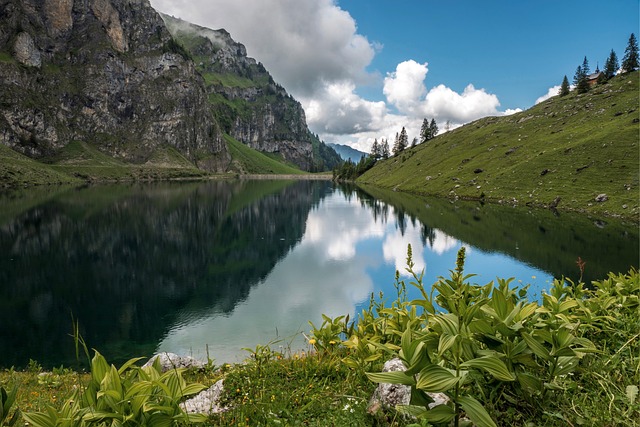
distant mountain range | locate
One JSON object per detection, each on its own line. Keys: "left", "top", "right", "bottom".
{"left": 328, "top": 143, "right": 367, "bottom": 162}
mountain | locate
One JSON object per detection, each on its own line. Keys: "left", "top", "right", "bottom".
{"left": 0, "top": 0, "right": 229, "bottom": 171}
{"left": 160, "top": 14, "right": 341, "bottom": 172}
{"left": 0, "top": 0, "right": 340, "bottom": 183}
{"left": 359, "top": 72, "right": 639, "bottom": 219}
{"left": 329, "top": 143, "right": 367, "bottom": 162}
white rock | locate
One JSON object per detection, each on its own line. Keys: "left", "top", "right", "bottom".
{"left": 181, "top": 379, "right": 228, "bottom": 415}
{"left": 143, "top": 352, "right": 204, "bottom": 372}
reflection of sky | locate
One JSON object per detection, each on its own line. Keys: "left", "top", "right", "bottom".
{"left": 158, "top": 188, "right": 553, "bottom": 364}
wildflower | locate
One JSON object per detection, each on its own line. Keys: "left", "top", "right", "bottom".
{"left": 329, "top": 340, "right": 336, "bottom": 345}
{"left": 308, "top": 338, "right": 317, "bottom": 345}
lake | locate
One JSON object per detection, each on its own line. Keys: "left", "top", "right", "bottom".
{"left": 0, "top": 180, "right": 637, "bottom": 369}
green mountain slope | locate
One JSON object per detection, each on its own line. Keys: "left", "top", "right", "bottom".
{"left": 0, "top": 144, "right": 80, "bottom": 188}
{"left": 359, "top": 72, "right": 639, "bottom": 219}
{"left": 225, "top": 135, "right": 304, "bottom": 175}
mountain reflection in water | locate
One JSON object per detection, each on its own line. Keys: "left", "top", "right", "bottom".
{"left": 0, "top": 181, "right": 636, "bottom": 368}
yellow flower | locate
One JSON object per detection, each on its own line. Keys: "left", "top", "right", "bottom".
{"left": 329, "top": 340, "right": 336, "bottom": 345}
{"left": 309, "top": 338, "right": 317, "bottom": 345}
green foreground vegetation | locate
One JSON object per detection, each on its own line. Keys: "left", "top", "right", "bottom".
{"left": 358, "top": 72, "right": 639, "bottom": 220}
{"left": 2, "top": 250, "right": 638, "bottom": 426}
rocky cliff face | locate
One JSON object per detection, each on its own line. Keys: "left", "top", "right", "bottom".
{"left": 0, "top": 0, "right": 229, "bottom": 170}
{"left": 162, "top": 15, "right": 318, "bottom": 171}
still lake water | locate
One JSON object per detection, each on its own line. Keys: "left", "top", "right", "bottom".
{"left": 0, "top": 180, "right": 637, "bottom": 368}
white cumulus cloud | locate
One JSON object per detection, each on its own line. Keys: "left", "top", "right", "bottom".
{"left": 150, "top": 0, "right": 376, "bottom": 98}
{"left": 150, "top": 1, "right": 522, "bottom": 153}
{"left": 535, "top": 85, "right": 561, "bottom": 104}
{"left": 383, "top": 60, "right": 428, "bottom": 114}
{"left": 303, "top": 82, "right": 387, "bottom": 135}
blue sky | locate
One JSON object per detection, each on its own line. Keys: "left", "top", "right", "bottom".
{"left": 151, "top": 0, "right": 639, "bottom": 151}
{"left": 343, "top": 0, "right": 638, "bottom": 109}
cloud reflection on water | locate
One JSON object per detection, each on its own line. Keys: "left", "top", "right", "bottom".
{"left": 157, "top": 187, "right": 551, "bottom": 364}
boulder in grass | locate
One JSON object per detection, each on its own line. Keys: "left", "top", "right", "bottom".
{"left": 143, "top": 352, "right": 204, "bottom": 372}
{"left": 181, "top": 379, "right": 228, "bottom": 415}
{"left": 367, "top": 358, "right": 450, "bottom": 415}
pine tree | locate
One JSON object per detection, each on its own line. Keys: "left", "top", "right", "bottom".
{"left": 574, "top": 65, "right": 589, "bottom": 94}
{"left": 399, "top": 127, "right": 408, "bottom": 151}
{"left": 411, "top": 137, "right": 418, "bottom": 148}
{"left": 444, "top": 120, "right": 451, "bottom": 132}
{"left": 392, "top": 132, "right": 400, "bottom": 156}
{"left": 420, "top": 118, "right": 430, "bottom": 143}
{"left": 582, "top": 56, "right": 590, "bottom": 76}
{"left": 603, "top": 49, "right": 619, "bottom": 79}
{"left": 622, "top": 33, "right": 639, "bottom": 73}
{"left": 429, "top": 118, "right": 438, "bottom": 139}
{"left": 370, "top": 138, "right": 380, "bottom": 160}
{"left": 559, "top": 75, "right": 570, "bottom": 96}
{"left": 573, "top": 65, "right": 583, "bottom": 86}
{"left": 381, "top": 139, "right": 390, "bottom": 159}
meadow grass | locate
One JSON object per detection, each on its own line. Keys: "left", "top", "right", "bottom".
{"left": 359, "top": 72, "right": 639, "bottom": 220}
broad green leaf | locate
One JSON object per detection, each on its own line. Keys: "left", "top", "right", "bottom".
{"left": 366, "top": 371, "right": 416, "bottom": 386}
{"left": 182, "top": 383, "right": 207, "bottom": 396}
{"left": 22, "top": 412, "right": 56, "bottom": 427}
{"left": 457, "top": 395, "right": 497, "bottom": 427}
{"left": 492, "top": 288, "right": 509, "bottom": 320}
{"left": 117, "top": 357, "right": 145, "bottom": 375}
{"left": 396, "top": 404, "right": 428, "bottom": 418}
{"left": 401, "top": 327, "right": 412, "bottom": 357}
{"left": 147, "top": 413, "right": 173, "bottom": 427}
{"left": 438, "top": 333, "right": 457, "bottom": 356}
{"left": 460, "top": 356, "right": 515, "bottom": 381}
{"left": 81, "top": 410, "right": 120, "bottom": 423}
{"left": 435, "top": 313, "right": 459, "bottom": 336}
{"left": 518, "top": 302, "right": 538, "bottom": 320}
{"left": 521, "top": 332, "right": 550, "bottom": 359}
{"left": 91, "top": 351, "right": 110, "bottom": 384}
{"left": 103, "top": 365, "right": 123, "bottom": 398}
{"left": 409, "top": 298, "right": 435, "bottom": 314}
{"left": 422, "top": 404, "right": 456, "bottom": 424}
{"left": 551, "top": 347, "right": 576, "bottom": 358}
{"left": 558, "top": 299, "right": 578, "bottom": 312}
{"left": 469, "top": 318, "right": 494, "bottom": 335}
{"left": 554, "top": 356, "right": 579, "bottom": 376}
{"left": 416, "top": 365, "right": 459, "bottom": 392}
{"left": 516, "top": 372, "right": 542, "bottom": 392}
{"left": 180, "top": 413, "right": 209, "bottom": 423}
{"left": 1, "top": 386, "right": 17, "bottom": 419}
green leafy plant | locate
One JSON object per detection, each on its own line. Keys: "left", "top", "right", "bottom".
{"left": 23, "top": 349, "right": 208, "bottom": 427}
{"left": 357, "top": 246, "right": 598, "bottom": 427}
{"left": 0, "top": 386, "right": 20, "bottom": 427}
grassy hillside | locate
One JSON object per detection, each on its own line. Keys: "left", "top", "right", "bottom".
{"left": 225, "top": 134, "right": 304, "bottom": 174}
{"left": 0, "top": 144, "right": 80, "bottom": 188}
{"left": 0, "top": 135, "right": 309, "bottom": 188}
{"left": 359, "top": 72, "right": 639, "bottom": 219}
{"left": 0, "top": 141, "right": 211, "bottom": 188}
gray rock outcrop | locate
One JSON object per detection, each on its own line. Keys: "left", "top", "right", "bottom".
{"left": 0, "top": 0, "right": 229, "bottom": 170}
{"left": 162, "top": 14, "right": 315, "bottom": 171}
{"left": 143, "top": 352, "right": 204, "bottom": 372}
{"left": 181, "top": 379, "right": 228, "bottom": 415}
